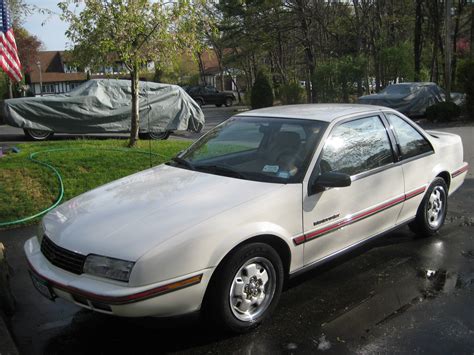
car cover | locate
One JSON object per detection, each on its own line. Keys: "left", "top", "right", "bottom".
{"left": 3, "top": 79, "right": 205, "bottom": 134}
{"left": 357, "top": 83, "right": 445, "bottom": 116}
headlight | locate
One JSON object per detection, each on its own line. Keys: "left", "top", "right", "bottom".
{"left": 83, "top": 255, "right": 135, "bottom": 282}
{"left": 37, "top": 222, "right": 45, "bottom": 245}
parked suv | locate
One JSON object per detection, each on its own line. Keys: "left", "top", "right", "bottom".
{"left": 186, "top": 85, "right": 235, "bottom": 107}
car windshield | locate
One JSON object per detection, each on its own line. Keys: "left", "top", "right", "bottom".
{"left": 171, "top": 116, "right": 327, "bottom": 183}
{"left": 381, "top": 85, "right": 415, "bottom": 95}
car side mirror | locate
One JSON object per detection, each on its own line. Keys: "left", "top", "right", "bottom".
{"left": 309, "top": 172, "right": 351, "bottom": 195}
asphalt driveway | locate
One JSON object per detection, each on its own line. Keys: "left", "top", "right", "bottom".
{"left": 0, "top": 125, "right": 472, "bottom": 354}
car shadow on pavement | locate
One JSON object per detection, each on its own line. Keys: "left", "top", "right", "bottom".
{"left": 42, "top": 310, "right": 234, "bottom": 354}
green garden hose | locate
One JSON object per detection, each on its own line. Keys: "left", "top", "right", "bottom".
{"left": 0, "top": 147, "right": 166, "bottom": 228}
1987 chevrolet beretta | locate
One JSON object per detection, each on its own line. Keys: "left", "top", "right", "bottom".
{"left": 25, "top": 104, "right": 468, "bottom": 332}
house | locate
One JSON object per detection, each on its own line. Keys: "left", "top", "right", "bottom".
{"left": 198, "top": 50, "right": 246, "bottom": 92}
{"left": 27, "top": 51, "right": 87, "bottom": 96}
{"left": 26, "top": 51, "right": 156, "bottom": 96}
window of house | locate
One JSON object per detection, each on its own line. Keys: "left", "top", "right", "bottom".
{"left": 320, "top": 116, "right": 394, "bottom": 176}
{"left": 42, "top": 84, "right": 55, "bottom": 94}
{"left": 386, "top": 113, "right": 433, "bottom": 159}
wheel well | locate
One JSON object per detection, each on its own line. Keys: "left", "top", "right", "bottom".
{"left": 436, "top": 171, "right": 451, "bottom": 189}
{"left": 211, "top": 235, "right": 291, "bottom": 285}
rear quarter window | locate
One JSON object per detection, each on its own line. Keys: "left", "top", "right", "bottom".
{"left": 386, "top": 113, "right": 433, "bottom": 159}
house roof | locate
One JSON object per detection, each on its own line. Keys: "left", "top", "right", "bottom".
{"left": 29, "top": 72, "right": 87, "bottom": 83}
{"left": 28, "top": 51, "right": 86, "bottom": 84}
{"left": 200, "top": 49, "right": 235, "bottom": 75}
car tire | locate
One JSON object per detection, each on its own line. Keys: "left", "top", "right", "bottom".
{"left": 204, "top": 242, "right": 283, "bottom": 333}
{"left": 139, "top": 131, "right": 170, "bottom": 140}
{"left": 195, "top": 98, "right": 204, "bottom": 107}
{"left": 23, "top": 129, "right": 53, "bottom": 141}
{"left": 409, "top": 177, "right": 448, "bottom": 237}
{"left": 224, "top": 98, "right": 233, "bottom": 107}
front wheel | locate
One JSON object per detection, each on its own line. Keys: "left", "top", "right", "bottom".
{"left": 23, "top": 128, "right": 53, "bottom": 141}
{"left": 409, "top": 177, "right": 448, "bottom": 237}
{"left": 204, "top": 243, "right": 283, "bottom": 333}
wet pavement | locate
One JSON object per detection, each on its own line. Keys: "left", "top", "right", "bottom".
{"left": 0, "top": 126, "right": 473, "bottom": 354}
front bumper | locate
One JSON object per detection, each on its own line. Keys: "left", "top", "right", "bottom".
{"left": 25, "top": 236, "right": 213, "bottom": 317}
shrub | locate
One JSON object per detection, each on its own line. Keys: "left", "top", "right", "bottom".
{"left": 457, "top": 59, "right": 474, "bottom": 117}
{"left": 251, "top": 70, "right": 273, "bottom": 109}
{"left": 279, "top": 82, "right": 305, "bottom": 105}
{"left": 426, "top": 102, "right": 461, "bottom": 122}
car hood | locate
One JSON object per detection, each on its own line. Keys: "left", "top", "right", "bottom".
{"left": 43, "top": 164, "right": 282, "bottom": 261}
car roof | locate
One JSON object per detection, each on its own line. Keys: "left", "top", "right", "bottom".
{"left": 387, "top": 82, "right": 437, "bottom": 87}
{"left": 235, "top": 104, "right": 392, "bottom": 123}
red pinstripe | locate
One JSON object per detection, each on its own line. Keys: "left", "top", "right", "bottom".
{"left": 294, "top": 185, "right": 427, "bottom": 245}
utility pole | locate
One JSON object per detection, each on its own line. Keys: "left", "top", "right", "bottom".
{"left": 445, "top": 0, "right": 452, "bottom": 101}
{"left": 36, "top": 61, "right": 43, "bottom": 96}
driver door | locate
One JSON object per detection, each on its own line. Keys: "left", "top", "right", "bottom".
{"left": 301, "top": 115, "right": 405, "bottom": 266}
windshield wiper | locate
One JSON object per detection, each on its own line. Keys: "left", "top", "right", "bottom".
{"left": 171, "top": 157, "right": 195, "bottom": 170}
{"left": 194, "top": 164, "right": 248, "bottom": 179}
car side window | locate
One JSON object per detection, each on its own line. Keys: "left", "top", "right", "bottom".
{"left": 320, "top": 116, "right": 394, "bottom": 176}
{"left": 386, "top": 113, "right": 433, "bottom": 159}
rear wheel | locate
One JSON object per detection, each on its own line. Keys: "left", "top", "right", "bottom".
{"left": 204, "top": 243, "right": 283, "bottom": 333}
{"left": 139, "top": 131, "right": 170, "bottom": 140}
{"left": 224, "top": 98, "right": 233, "bottom": 107}
{"left": 409, "top": 177, "right": 448, "bottom": 237}
{"left": 195, "top": 98, "right": 204, "bottom": 107}
{"left": 23, "top": 129, "right": 53, "bottom": 141}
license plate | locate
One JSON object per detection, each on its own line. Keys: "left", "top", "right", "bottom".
{"left": 29, "top": 272, "right": 56, "bottom": 301}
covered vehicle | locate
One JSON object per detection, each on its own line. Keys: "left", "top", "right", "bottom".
{"left": 3, "top": 79, "right": 205, "bottom": 140}
{"left": 357, "top": 82, "right": 463, "bottom": 117}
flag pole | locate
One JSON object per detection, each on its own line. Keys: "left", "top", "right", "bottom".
{"left": 8, "top": 77, "right": 12, "bottom": 98}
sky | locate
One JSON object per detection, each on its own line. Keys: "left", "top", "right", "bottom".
{"left": 22, "top": 1, "right": 70, "bottom": 50}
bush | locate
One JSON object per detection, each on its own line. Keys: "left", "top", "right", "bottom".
{"left": 457, "top": 59, "right": 474, "bottom": 117}
{"left": 426, "top": 102, "right": 461, "bottom": 122}
{"left": 251, "top": 70, "right": 273, "bottom": 109}
{"left": 279, "top": 82, "right": 305, "bottom": 105}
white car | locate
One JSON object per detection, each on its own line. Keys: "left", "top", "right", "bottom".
{"left": 25, "top": 104, "right": 468, "bottom": 332}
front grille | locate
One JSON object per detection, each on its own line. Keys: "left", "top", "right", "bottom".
{"left": 41, "top": 236, "right": 86, "bottom": 275}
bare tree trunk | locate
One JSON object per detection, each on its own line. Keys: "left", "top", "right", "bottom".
{"left": 451, "top": 0, "right": 464, "bottom": 90}
{"left": 295, "top": 0, "right": 318, "bottom": 103}
{"left": 471, "top": 6, "right": 474, "bottom": 59}
{"left": 228, "top": 71, "right": 242, "bottom": 103}
{"left": 428, "top": 0, "right": 441, "bottom": 83}
{"left": 196, "top": 52, "right": 206, "bottom": 85}
{"left": 353, "top": 0, "right": 364, "bottom": 97}
{"left": 444, "top": 0, "right": 452, "bottom": 100}
{"left": 414, "top": 0, "right": 423, "bottom": 81}
{"left": 129, "top": 67, "right": 140, "bottom": 147}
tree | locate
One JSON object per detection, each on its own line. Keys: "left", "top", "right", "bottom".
{"left": 59, "top": 0, "right": 208, "bottom": 147}
{"left": 14, "top": 27, "right": 42, "bottom": 74}
{"left": 251, "top": 70, "right": 273, "bottom": 109}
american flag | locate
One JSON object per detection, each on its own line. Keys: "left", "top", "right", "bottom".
{"left": 0, "top": 0, "right": 22, "bottom": 82}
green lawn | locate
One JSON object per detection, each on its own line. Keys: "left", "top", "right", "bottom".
{"left": 0, "top": 139, "right": 191, "bottom": 227}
